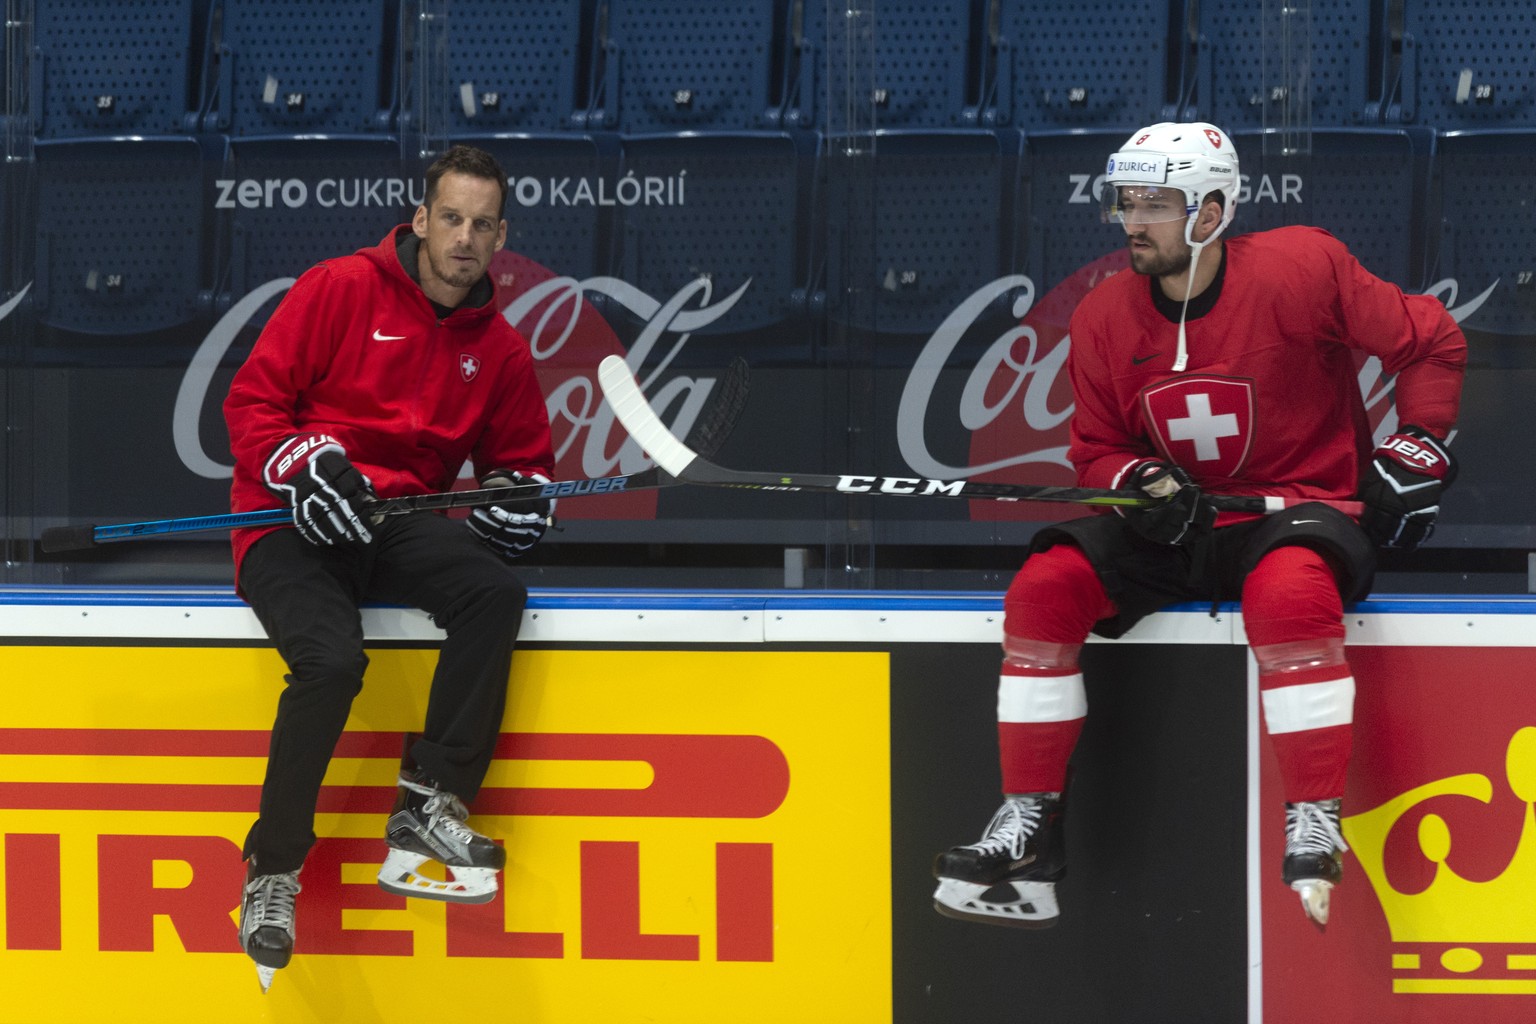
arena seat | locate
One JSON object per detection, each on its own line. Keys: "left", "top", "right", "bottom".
{"left": 785, "top": 0, "right": 981, "bottom": 130}
{"left": 32, "top": 0, "right": 209, "bottom": 138}
{"left": 1435, "top": 129, "right": 1536, "bottom": 334}
{"left": 587, "top": 0, "right": 782, "bottom": 133}
{"left": 1193, "top": 0, "right": 1384, "bottom": 128}
{"left": 1397, "top": 0, "right": 1536, "bottom": 129}
{"left": 33, "top": 137, "right": 212, "bottom": 335}
{"left": 604, "top": 131, "right": 814, "bottom": 346}
{"left": 827, "top": 129, "right": 1015, "bottom": 336}
{"left": 986, "top": 0, "right": 1174, "bottom": 130}
{"left": 415, "top": 0, "right": 587, "bottom": 135}
{"left": 1231, "top": 126, "right": 1435, "bottom": 291}
{"left": 1019, "top": 129, "right": 1127, "bottom": 297}
{"left": 220, "top": 136, "right": 408, "bottom": 321}
{"left": 203, "top": 0, "right": 396, "bottom": 136}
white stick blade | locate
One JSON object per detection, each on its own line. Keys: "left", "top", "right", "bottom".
{"left": 596, "top": 355, "right": 700, "bottom": 477}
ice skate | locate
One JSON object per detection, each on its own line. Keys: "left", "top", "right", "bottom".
{"left": 239, "top": 861, "right": 301, "bottom": 994}
{"left": 1282, "top": 798, "right": 1347, "bottom": 928}
{"left": 377, "top": 768, "right": 505, "bottom": 904}
{"left": 932, "top": 793, "right": 1066, "bottom": 928}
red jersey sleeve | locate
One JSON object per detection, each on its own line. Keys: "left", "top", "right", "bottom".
{"left": 1322, "top": 234, "right": 1466, "bottom": 437}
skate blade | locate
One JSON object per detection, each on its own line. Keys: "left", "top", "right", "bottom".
{"left": 1292, "top": 878, "right": 1333, "bottom": 928}
{"left": 377, "top": 850, "right": 498, "bottom": 904}
{"left": 932, "top": 877, "right": 1060, "bottom": 929}
{"left": 255, "top": 963, "right": 277, "bottom": 994}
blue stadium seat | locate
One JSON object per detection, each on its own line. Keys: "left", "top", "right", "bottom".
{"left": 32, "top": 0, "right": 209, "bottom": 138}
{"left": 1436, "top": 130, "right": 1536, "bottom": 334}
{"left": 1230, "top": 127, "right": 1435, "bottom": 291}
{"left": 785, "top": 0, "right": 980, "bottom": 130}
{"left": 1020, "top": 130, "right": 1128, "bottom": 297}
{"left": 1193, "top": 0, "right": 1383, "bottom": 128}
{"left": 33, "top": 137, "right": 212, "bottom": 335}
{"left": 605, "top": 132, "right": 813, "bottom": 342}
{"left": 986, "top": 0, "right": 1174, "bottom": 130}
{"left": 828, "top": 129, "right": 1016, "bottom": 335}
{"left": 416, "top": 0, "right": 587, "bottom": 135}
{"left": 455, "top": 133, "right": 608, "bottom": 283}
{"left": 587, "top": 0, "right": 781, "bottom": 133}
{"left": 1397, "top": 0, "right": 1536, "bottom": 129}
{"left": 221, "top": 136, "right": 409, "bottom": 320}
{"left": 205, "top": 0, "right": 396, "bottom": 136}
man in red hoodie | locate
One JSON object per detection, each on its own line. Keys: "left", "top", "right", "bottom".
{"left": 223, "top": 145, "right": 554, "bottom": 989}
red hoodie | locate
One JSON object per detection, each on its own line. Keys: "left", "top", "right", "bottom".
{"left": 224, "top": 225, "right": 555, "bottom": 581}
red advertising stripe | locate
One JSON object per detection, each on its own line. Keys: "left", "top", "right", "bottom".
{"left": 0, "top": 730, "right": 789, "bottom": 819}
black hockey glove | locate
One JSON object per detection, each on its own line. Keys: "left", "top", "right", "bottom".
{"left": 467, "top": 471, "right": 556, "bottom": 560}
{"left": 1357, "top": 425, "right": 1456, "bottom": 551}
{"left": 1124, "top": 460, "right": 1216, "bottom": 546}
{"left": 262, "top": 434, "right": 375, "bottom": 546}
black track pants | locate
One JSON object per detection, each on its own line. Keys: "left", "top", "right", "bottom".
{"left": 237, "top": 512, "right": 527, "bottom": 873}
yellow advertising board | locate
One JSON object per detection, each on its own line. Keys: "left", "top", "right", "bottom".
{"left": 0, "top": 646, "right": 892, "bottom": 1024}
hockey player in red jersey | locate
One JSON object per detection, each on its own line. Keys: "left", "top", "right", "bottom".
{"left": 224, "top": 145, "right": 555, "bottom": 990}
{"left": 932, "top": 122, "right": 1465, "bottom": 929}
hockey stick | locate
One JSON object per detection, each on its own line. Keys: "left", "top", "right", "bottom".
{"left": 39, "top": 357, "right": 751, "bottom": 554}
{"left": 597, "top": 355, "right": 1366, "bottom": 517}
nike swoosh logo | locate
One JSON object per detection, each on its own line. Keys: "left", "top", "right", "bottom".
{"left": 372, "top": 329, "right": 407, "bottom": 341}
{"left": 1131, "top": 353, "right": 1158, "bottom": 365}
{"left": 1290, "top": 519, "right": 1323, "bottom": 525}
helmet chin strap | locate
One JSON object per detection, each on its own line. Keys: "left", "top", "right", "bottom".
{"left": 1172, "top": 241, "right": 1208, "bottom": 373}
{"left": 1172, "top": 213, "right": 1214, "bottom": 373}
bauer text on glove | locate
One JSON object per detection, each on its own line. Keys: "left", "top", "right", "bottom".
{"left": 1357, "top": 425, "right": 1455, "bottom": 551}
{"left": 262, "top": 434, "right": 375, "bottom": 546}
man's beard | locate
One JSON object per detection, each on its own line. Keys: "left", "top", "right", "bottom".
{"left": 426, "top": 246, "right": 481, "bottom": 288}
{"left": 1128, "top": 238, "right": 1192, "bottom": 278}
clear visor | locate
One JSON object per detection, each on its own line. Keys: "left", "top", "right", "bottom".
{"left": 1100, "top": 184, "right": 1195, "bottom": 226}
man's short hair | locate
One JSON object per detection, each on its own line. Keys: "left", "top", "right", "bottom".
{"left": 423, "top": 144, "right": 508, "bottom": 214}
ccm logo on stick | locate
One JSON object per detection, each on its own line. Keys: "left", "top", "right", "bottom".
{"left": 837, "top": 475, "right": 965, "bottom": 496}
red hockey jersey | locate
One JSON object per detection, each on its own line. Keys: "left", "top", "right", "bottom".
{"left": 224, "top": 226, "right": 555, "bottom": 576}
{"left": 1066, "top": 226, "right": 1465, "bottom": 519}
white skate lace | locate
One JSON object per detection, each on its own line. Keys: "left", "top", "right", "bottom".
{"left": 1286, "top": 801, "right": 1349, "bottom": 858}
{"left": 424, "top": 790, "right": 482, "bottom": 844}
{"left": 246, "top": 871, "right": 301, "bottom": 931}
{"left": 963, "top": 797, "right": 1044, "bottom": 860}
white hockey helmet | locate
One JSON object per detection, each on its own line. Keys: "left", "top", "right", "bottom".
{"left": 1101, "top": 122, "right": 1240, "bottom": 245}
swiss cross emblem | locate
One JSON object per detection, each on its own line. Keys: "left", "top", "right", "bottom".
{"left": 1140, "top": 375, "right": 1254, "bottom": 478}
{"left": 1204, "top": 128, "right": 1224, "bottom": 148}
{"left": 459, "top": 353, "right": 480, "bottom": 382}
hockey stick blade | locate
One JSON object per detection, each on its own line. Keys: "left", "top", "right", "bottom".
{"left": 40, "top": 358, "right": 752, "bottom": 554}
{"left": 596, "top": 354, "right": 1366, "bottom": 517}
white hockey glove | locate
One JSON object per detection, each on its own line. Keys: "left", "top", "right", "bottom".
{"left": 1357, "top": 425, "right": 1455, "bottom": 550}
{"left": 467, "top": 472, "right": 556, "bottom": 560}
{"left": 262, "top": 434, "right": 375, "bottom": 546}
